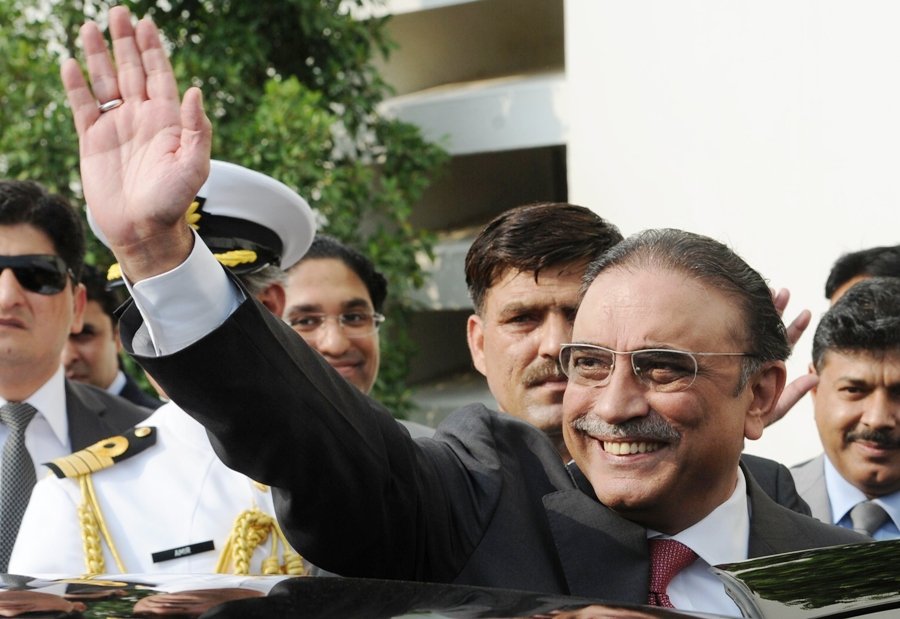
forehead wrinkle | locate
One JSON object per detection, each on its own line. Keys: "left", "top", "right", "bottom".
{"left": 485, "top": 266, "right": 582, "bottom": 312}
{"left": 574, "top": 268, "right": 740, "bottom": 352}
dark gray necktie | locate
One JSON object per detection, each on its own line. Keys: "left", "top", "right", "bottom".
{"left": 0, "top": 401, "right": 38, "bottom": 571}
{"left": 849, "top": 500, "right": 889, "bottom": 536}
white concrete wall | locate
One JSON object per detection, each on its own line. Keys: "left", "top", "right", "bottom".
{"left": 566, "top": 0, "right": 899, "bottom": 466}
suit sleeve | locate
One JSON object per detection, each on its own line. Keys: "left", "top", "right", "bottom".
{"left": 119, "top": 294, "right": 498, "bottom": 581}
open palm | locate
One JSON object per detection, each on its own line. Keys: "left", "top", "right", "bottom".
{"left": 61, "top": 7, "right": 211, "bottom": 279}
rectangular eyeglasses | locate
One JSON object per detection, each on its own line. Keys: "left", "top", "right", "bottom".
{"left": 559, "top": 343, "right": 750, "bottom": 393}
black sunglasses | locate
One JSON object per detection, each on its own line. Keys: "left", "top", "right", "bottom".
{"left": 0, "top": 254, "right": 72, "bottom": 295}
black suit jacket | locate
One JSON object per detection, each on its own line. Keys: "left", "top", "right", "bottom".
{"left": 122, "top": 296, "right": 864, "bottom": 601}
{"left": 117, "top": 373, "right": 164, "bottom": 410}
{"left": 740, "top": 453, "right": 810, "bottom": 516}
{"left": 64, "top": 379, "right": 152, "bottom": 450}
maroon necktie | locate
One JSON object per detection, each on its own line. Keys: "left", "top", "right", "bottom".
{"left": 647, "top": 538, "right": 698, "bottom": 608}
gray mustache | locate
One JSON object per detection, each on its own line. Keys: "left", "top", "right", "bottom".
{"left": 570, "top": 413, "right": 681, "bottom": 443}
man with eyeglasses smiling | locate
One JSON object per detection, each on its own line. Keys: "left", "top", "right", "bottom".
{"left": 283, "top": 234, "right": 432, "bottom": 437}
{"left": 0, "top": 180, "right": 150, "bottom": 570}
{"left": 284, "top": 235, "right": 388, "bottom": 395}
{"left": 63, "top": 8, "right": 866, "bottom": 614}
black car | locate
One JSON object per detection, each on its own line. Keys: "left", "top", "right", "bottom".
{"left": 2, "top": 540, "right": 898, "bottom": 618}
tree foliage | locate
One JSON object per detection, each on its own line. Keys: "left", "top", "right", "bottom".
{"left": 0, "top": 0, "right": 447, "bottom": 414}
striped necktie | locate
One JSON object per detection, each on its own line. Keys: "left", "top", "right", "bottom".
{"left": 849, "top": 500, "right": 889, "bottom": 536}
{"left": 0, "top": 401, "right": 38, "bottom": 571}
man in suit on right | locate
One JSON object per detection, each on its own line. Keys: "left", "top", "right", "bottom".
{"left": 791, "top": 277, "right": 900, "bottom": 539}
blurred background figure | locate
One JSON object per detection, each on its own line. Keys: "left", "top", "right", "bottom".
{"left": 825, "top": 245, "right": 900, "bottom": 304}
{"left": 792, "top": 277, "right": 900, "bottom": 539}
{"left": 62, "top": 264, "right": 163, "bottom": 409}
{"left": 284, "top": 234, "right": 433, "bottom": 438}
{"left": 464, "top": 202, "right": 623, "bottom": 461}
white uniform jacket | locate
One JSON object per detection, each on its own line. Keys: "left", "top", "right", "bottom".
{"left": 10, "top": 401, "right": 296, "bottom": 576}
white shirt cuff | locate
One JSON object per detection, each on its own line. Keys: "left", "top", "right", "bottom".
{"left": 125, "top": 230, "right": 244, "bottom": 356}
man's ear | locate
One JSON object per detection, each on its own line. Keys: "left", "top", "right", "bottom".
{"left": 113, "top": 322, "right": 123, "bottom": 353}
{"left": 466, "top": 314, "right": 488, "bottom": 378}
{"left": 69, "top": 282, "right": 87, "bottom": 335}
{"left": 744, "top": 361, "right": 787, "bottom": 440}
{"left": 808, "top": 361, "right": 819, "bottom": 397}
{"left": 256, "top": 282, "right": 286, "bottom": 318}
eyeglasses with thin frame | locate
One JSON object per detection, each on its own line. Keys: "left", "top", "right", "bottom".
{"left": 559, "top": 343, "right": 751, "bottom": 393}
{"left": 0, "top": 254, "right": 73, "bottom": 295}
{"left": 288, "top": 311, "right": 386, "bottom": 339}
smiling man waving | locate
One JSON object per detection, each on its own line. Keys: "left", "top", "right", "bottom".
{"left": 62, "top": 7, "right": 866, "bottom": 615}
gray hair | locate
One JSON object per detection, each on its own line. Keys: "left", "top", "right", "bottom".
{"left": 238, "top": 264, "right": 287, "bottom": 297}
{"left": 581, "top": 228, "right": 790, "bottom": 393}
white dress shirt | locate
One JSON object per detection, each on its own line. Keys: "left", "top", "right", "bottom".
{"left": 824, "top": 456, "right": 900, "bottom": 540}
{"left": 648, "top": 469, "right": 749, "bottom": 617}
{"left": 126, "top": 231, "right": 240, "bottom": 357}
{"left": 106, "top": 369, "right": 127, "bottom": 395}
{"left": 0, "top": 366, "right": 71, "bottom": 480}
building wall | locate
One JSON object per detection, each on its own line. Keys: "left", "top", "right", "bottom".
{"left": 566, "top": 0, "right": 900, "bottom": 465}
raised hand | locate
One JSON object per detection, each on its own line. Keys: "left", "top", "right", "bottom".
{"left": 772, "top": 287, "right": 812, "bottom": 349}
{"left": 61, "top": 6, "right": 212, "bottom": 282}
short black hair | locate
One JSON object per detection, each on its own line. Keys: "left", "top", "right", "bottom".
{"left": 80, "top": 264, "right": 126, "bottom": 318}
{"left": 465, "top": 203, "right": 623, "bottom": 314}
{"left": 0, "top": 180, "right": 86, "bottom": 281}
{"left": 295, "top": 234, "right": 388, "bottom": 312}
{"left": 813, "top": 277, "right": 900, "bottom": 370}
{"left": 824, "top": 245, "right": 900, "bottom": 299}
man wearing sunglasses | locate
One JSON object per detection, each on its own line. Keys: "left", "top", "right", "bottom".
{"left": 64, "top": 8, "right": 866, "bottom": 614}
{"left": 0, "top": 180, "right": 150, "bottom": 570}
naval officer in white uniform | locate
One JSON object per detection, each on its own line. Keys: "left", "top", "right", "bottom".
{"left": 10, "top": 161, "right": 315, "bottom": 576}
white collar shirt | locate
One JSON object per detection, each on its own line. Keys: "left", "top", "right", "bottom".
{"left": 127, "top": 230, "right": 240, "bottom": 357}
{"left": 107, "top": 369, "right": 127, "bottom": 396}
{"left": 648, "top": 468, "right": 748, "bottom": 618}
{"left": 0, "top": 365, "right": 70, "bottom": 478}
{"left": 824, "top": 456, "right": 900, "bottom": 540}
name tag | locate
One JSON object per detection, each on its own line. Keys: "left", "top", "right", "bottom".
{"left": 151, "top": 540, "right": 215, "bottom": 563}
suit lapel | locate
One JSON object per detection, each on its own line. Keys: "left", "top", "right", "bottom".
{"left": 64, "top": 381, "right": 111, "bottom": 451}
{"left": 543, "top": 466, "right": 648, "bottom": 602}
{"left": 791, "top": 455, "right": 832, "bottom": 523}
{"left": 746, "top": 462, "right": 805, "bottom": 557}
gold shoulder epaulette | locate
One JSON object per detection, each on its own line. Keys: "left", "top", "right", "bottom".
{"left": 44, "top": 426, "right": 157, "bottom": 479}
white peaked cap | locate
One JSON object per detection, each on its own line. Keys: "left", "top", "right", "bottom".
{"left": 89, "top": 160, "right": 316, "bottom": 275}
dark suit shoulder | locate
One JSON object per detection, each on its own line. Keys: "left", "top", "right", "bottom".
{"left": 65, "top": 381, "right": 153, "bottom": 450}
{"left": 436, "top": 405, "right": 569, "bottom": 476}
{"left": 741, "top": 453, "right": 811, "bottom": 516}
{"left": 744, "top": 463, "right": 869, "bottom": 558}
{"left": 119, "top": 374, "right": 164, "bottom": 409}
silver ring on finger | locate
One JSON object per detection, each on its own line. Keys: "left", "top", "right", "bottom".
{"left": 98, "top": 98, "right": 124, "bottom": 113}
